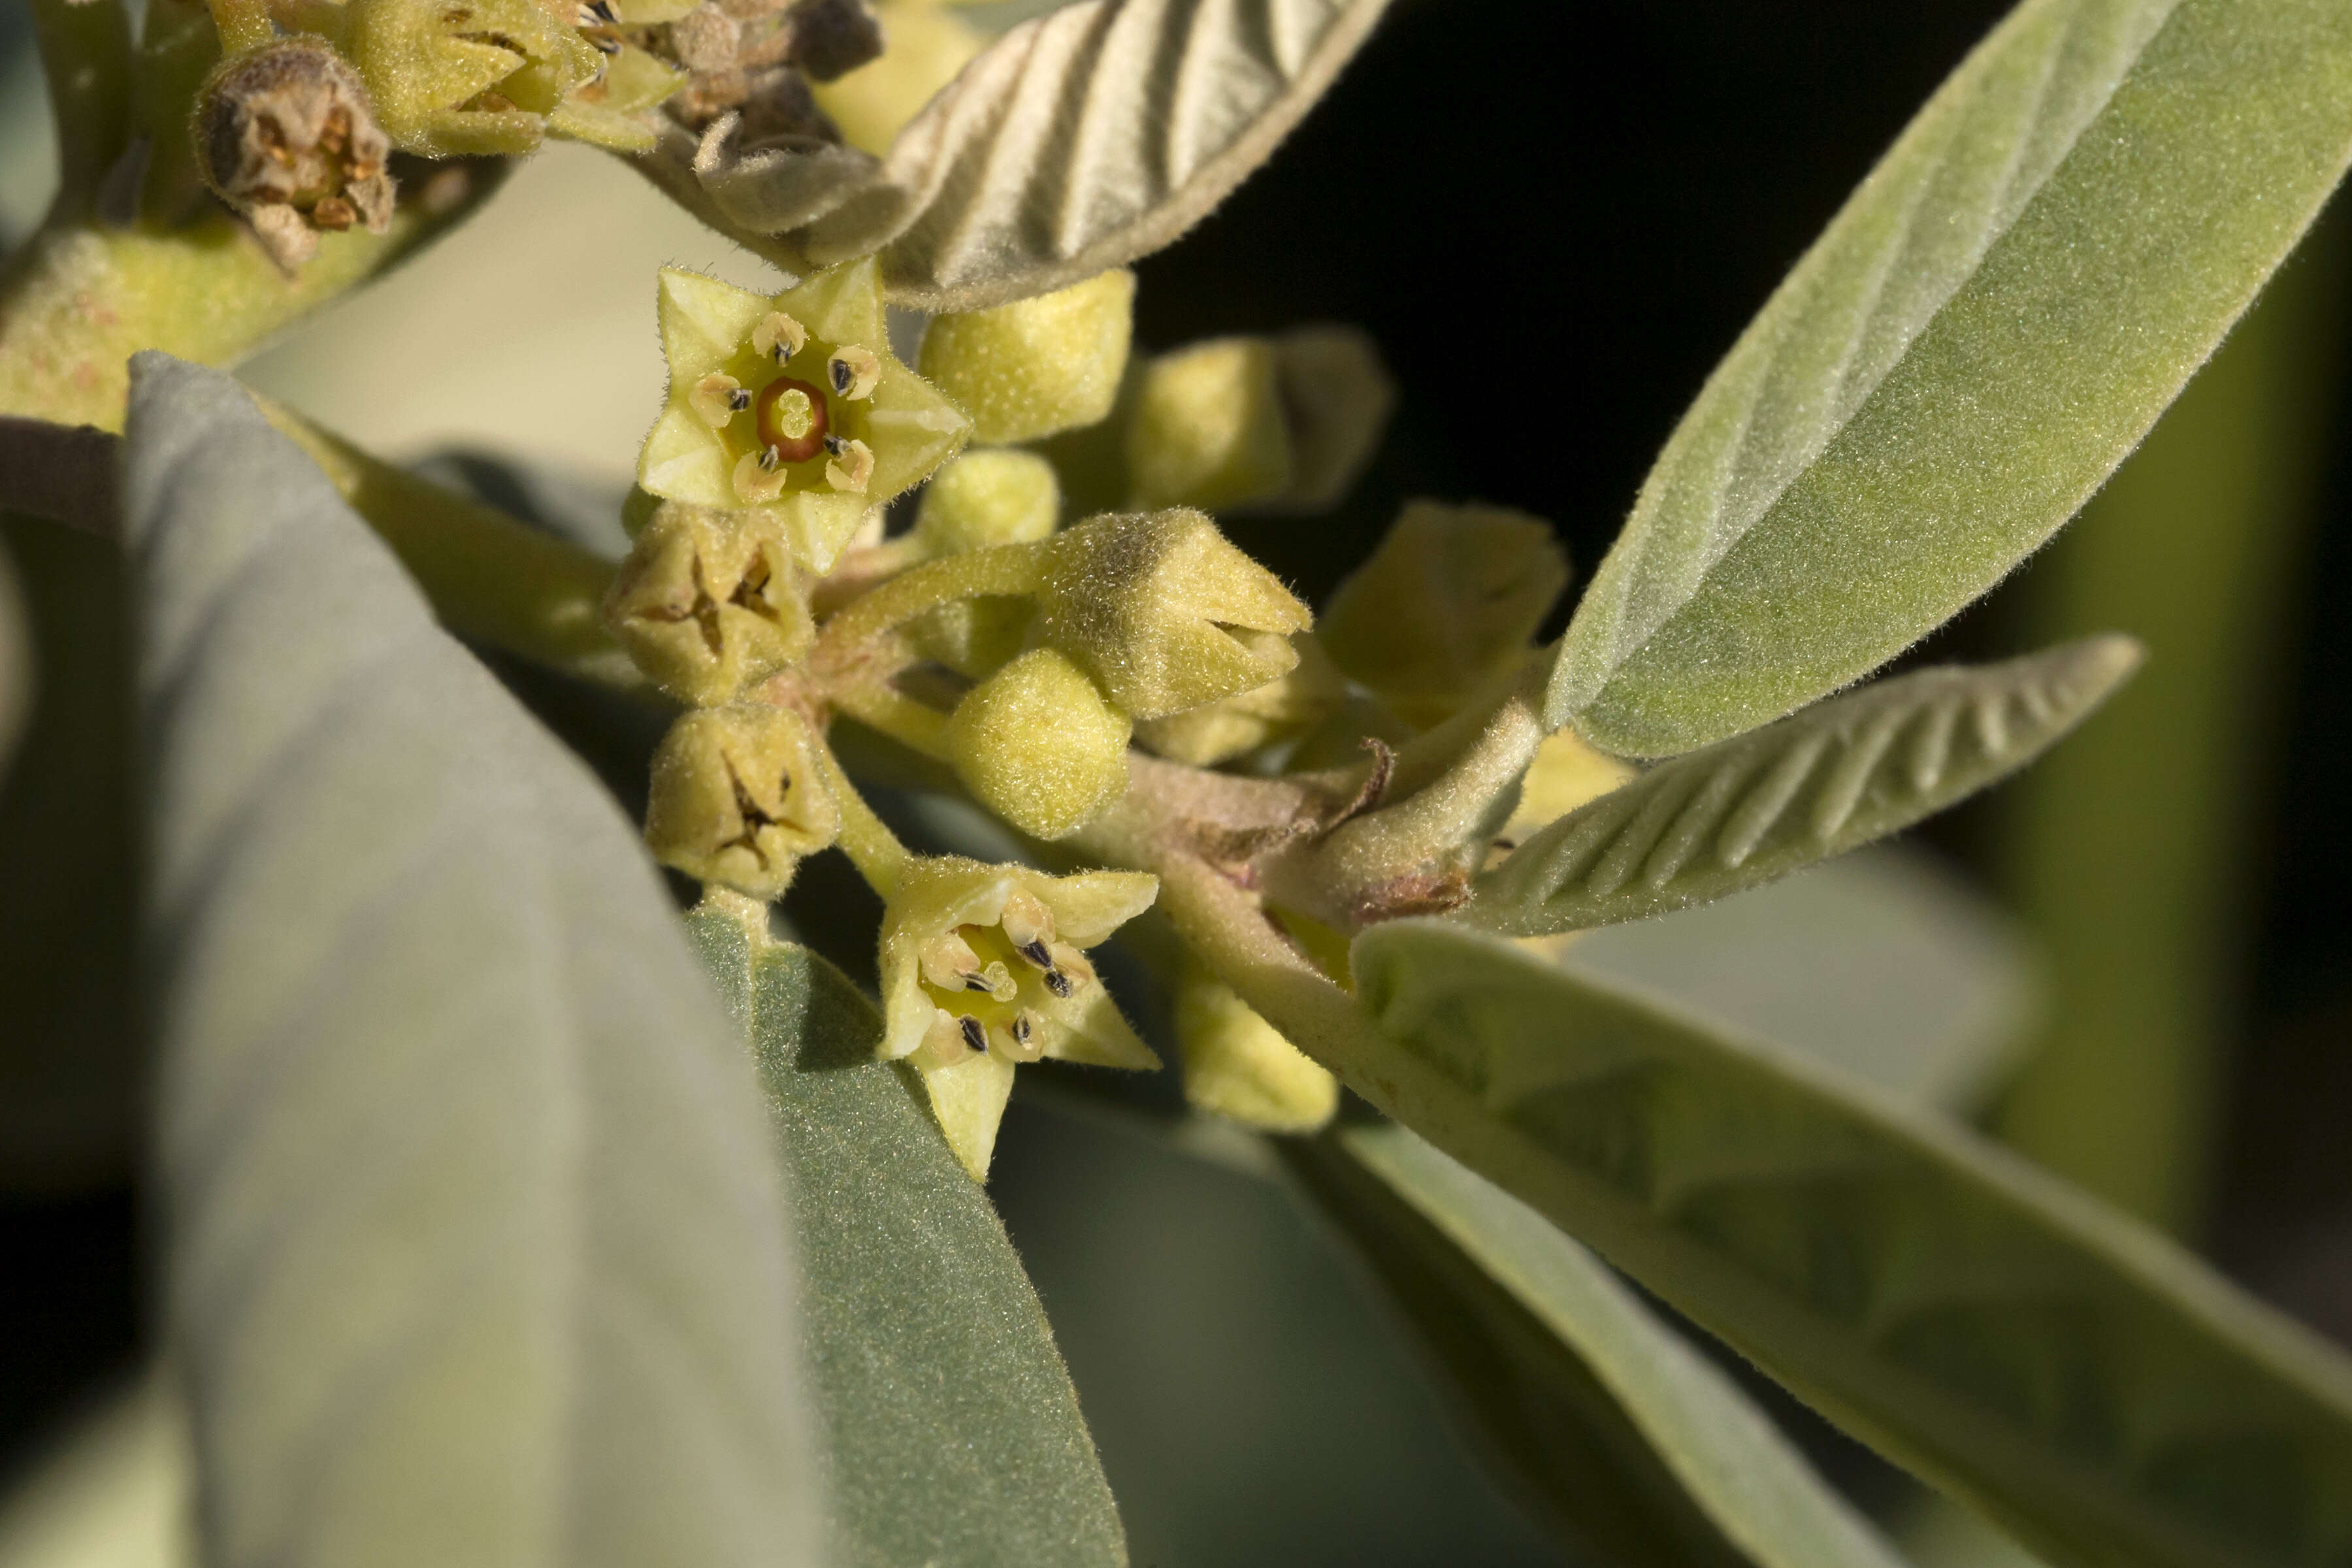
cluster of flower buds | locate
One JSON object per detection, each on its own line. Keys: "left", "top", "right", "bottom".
{"left": 879, "top": 858, "right": 1158, "bottom": 1179}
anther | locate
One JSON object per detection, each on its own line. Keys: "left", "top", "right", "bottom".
{"left": 823, "top": 433, "right": 847, "bottom": 457}
{"left": 732, "top": 448, "right": 786, "bottom": 502}
{"left": 1016, "top": 939, "right": 1053, "bottom": 970}
{"left": 751, "top": 312, "right": 808, "bottom": 364}
{"left": 825, "top": 437, "right": 875, "bottom": 494}
{"left": 1042, "top": 969, "right": 1073, "bottom": 999}
{"left": 828, "top": 344, "right": 881, "bottom": 400}
{"left": 1004, "top": 1009, "right": 1045, "bottom": 1064}
{"left": 757, "top": 444, "right": 782, "bottom": 472}
{"left": 959, "top": 1015, "right": 987, "bottom": 1053}
{"left": 689, "top": 372, "right": 742, "bottom": 428}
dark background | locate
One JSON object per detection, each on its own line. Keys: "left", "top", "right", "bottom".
{"left": 10, "top": 0, "right": 2352, "bottom": 1559}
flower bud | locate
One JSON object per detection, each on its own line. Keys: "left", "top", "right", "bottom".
{"left": 194, "top": 37, "right": 395, "bottom": 271}
{"left": 639, "top": 261, "right": 970, "bottom": 572}
{"left": 603, "top": 501, "right": 815, "bottom": 704}
{"left": 1122, "top": 336, "right": 1290, "bottom": 512}
{"left": 1034, "top": 509, "right": 1310, "bottom": 720}
{"left": 645, "top": 704, "right": 839, "bottom": 899}
{"left": 1132, "top": 632, "right": 1344, "bottom": 766}
{"left": 946, "top": 649, "right": 1132, "bottom": 840}
{"left": 919, "top": 270, "right": 1136, "bottom": 444}
{"left": 879, "top": 857, "right": 1158, "bottom": 1179}
{"left": 914, "top": 449, "right": 1060, "bottom": 556}
{"left": 1262, "top": 325, "right": 1396, "bottom": 514}
{"left": 1175, "top": 960, "right": 1337, "bottom": 1133}
{"left": 1318, "top": 499, "right": 1571, "bottom": 725}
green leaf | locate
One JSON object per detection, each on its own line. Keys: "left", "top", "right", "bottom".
{"left": 123, "top": 355, "right": 819, "bottom": 1568}
{"left": 687, "top": 904, "right": 1128, "bottom": 1568}
{"left": 1548, "top": 0, "right": 2352, "bottom": 756}
{"left": 1289, "top": 1123, "right": 1912, "bottom": 1568}
{"left": 1347, "top": 919, "right": 2352, "bottom": 1568}
{"left": 1566, "top": 847, "right": 2037, "bottom": 1115}
{"left": 1477, "top": 639, "right": 2137, "bottom": 938}
{"left": 862, "top": 0, "right": 1396, "bottom": 310}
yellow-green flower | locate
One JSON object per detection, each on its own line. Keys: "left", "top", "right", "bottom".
{"left": 329, "top": 0, "right": 688, "bottom": 156}
{"left": 639, "top": 260, "right": 972, "bottom": 573}
{"left": 878, "top": 857, "right": 1157, "bottom": 1179}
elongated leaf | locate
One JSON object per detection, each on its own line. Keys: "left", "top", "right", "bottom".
{"left": 686, "top": 904, "right": 1128, "bottom": 1568}
{"left": 855, "top": 0, "right": 1393, "bottom": 309}
{"left": 1567, "top": 847, "right": 2037, "bottom": 1114}
{"left": 1345, "top": 919, "right": 2352, "bottom": 1568}
{"left": 1477, "top": 638, "right": 2137, "bottom": 938}
{"left": 124, "top": 355, "right": 817, "bottom": 1568}
{"left": 1548, "top": 0, "right": 2352, "bottom": 756}
{"left": 1290, "top": 1123, "right": 1910, "bottom": 1568}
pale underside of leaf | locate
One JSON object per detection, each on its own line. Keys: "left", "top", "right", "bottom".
{"left": 866, "top": 0, "right": 1394, "bottom": 308}
{"left": 1347, "top": 920, "right": 2352, "bottom": 1568}
{"left": 1473, "top": 637, "right": 2139, "bottom": 938}
{"left": 123, "top": 356, "right": 816, "bottom": 1568}
{"left": 1550, "top": 0, "right": 2352, "bottom": 755}
{"left": 1295, "top": 1124, "right": 1912, "bottom": 1568}
{"left": 687, "top": 908, "right": 1128, "bottom": 1568}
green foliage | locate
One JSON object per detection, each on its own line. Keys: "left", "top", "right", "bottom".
{"left": 1475, "top": 638, "right": 2139, "bottom": 938}
{"left": 123, "top": 356, "right": 819, "bottom": 1568}
{"left": 1548, "top": 0, "right": 2352, "bottom": 757}
{"left": 1292, "top": 1123, "right": 1909, "bottom": 1568}
{"left": 1349, "top": 919, "right": 2352, "bottom": 1568}
{"left": 685, "top": 910, "right": 1127, "bottom": 1568}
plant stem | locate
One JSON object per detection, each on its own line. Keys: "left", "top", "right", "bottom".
{"left": 826, "top": 678, "right": 949, "bottom": 759}
{"left": 813, "top": 732, "right": 912, "bottom": 898}
{"left": 260, "top": 399, "right": 638, "bottom": 689}
{"left": 0, "top": 164, "right": 504, "bottom": 431}
{"left": 28, "top": 0, "right": 133, "bottom": 218}
{"left": 811, "top": 542, "right": 1044, "bottom": 669}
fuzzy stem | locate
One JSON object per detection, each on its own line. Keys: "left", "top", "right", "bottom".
{"left": 826, "top": 678, "right": 950, "bottom": 759}
{"left": 811, "top": 542, "right": 1045, "bottom": 668}
{"left": 258, "top": 399, "right": 638, "bottom": 688}
{"left": 28, "top": 0, "right": 133, "bottom": 217}
{"left": 812, "top": 731, "right": 913, "bottom": 898}
{"left": 0, "top": 163, "right": 504, "bottom": 431}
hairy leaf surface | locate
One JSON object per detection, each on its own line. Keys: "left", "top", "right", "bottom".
{"left": 1290, "top": 1124, "right": 1910, "bottom": 1568}
{"left": 1346, "top": 920, "right": 2352, "bottom": 1568}
{"left": 1549, "top": 0, "right": 2352, "bottom": 755}
{"left": 687, "top": 907, "right": 1127, "bottom": 1568}
{"left": 860, "top": 0, "right": 1392, "bottom": 308}
{"left": 125, "top": 356, "right": 817, "bottom": 1568}
{"left": 1479, "top": 639, "right": 2137, "bottom": 937}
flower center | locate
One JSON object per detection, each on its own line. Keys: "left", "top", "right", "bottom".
{"left": 755, "top": 376, "right": 829, "bottom": 464}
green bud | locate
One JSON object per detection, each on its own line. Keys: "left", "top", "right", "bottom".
{"left": 1132, "top": 632, "right": 1344, "bottom": 766}
{"left": 1122, "top": 336, "right": 1290, "bottom": 512}
{"left": 947, "top": 649, "right": 1132, "bottom": 840}
{"left": 1035, "top": 509, "right": 1311, "bottom": 720}
{"left": 1175, "top": 960, "right": 1337, "bottom": 1133}
{"left": 1263, "top": 325, "right": 1396, "bottom": 514}
{"left": 919, "top": 270, "right": 1136, "bottom": 444}
{"left": 644, "top": 704, "right": 839, "bottom": 900}
{"left": 877, "top": 856, "right": 1159, "bottom": 1179}
{"left": 915, "top": 449, "right": 1060, "bottom": 556}
{"left": 331, "top": 0, "right": 591, "bottom": 156}
{"left": 639, "top": 261, "right": 972, "bottom": 573}
{"left": 602, "top": 501, "right": 814, "bottom": 705}
{"left": 1318, "top": 499, "right": 1570, "bottom": 725}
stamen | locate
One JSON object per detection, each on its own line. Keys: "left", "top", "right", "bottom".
{"left": 1015, "top": 939, "right": 1053, "bottom": 971}
{"left": 912, "top": 1011, "right": 968, "bottom": 1070}
{"left": 1004, "top": 1010, "right": 1045, "bottom": 1064}
{"left": 757, "top": 444, "right": 782, "bottom": 472}
{"left": 1042, "top": 968, "right": 1073, "bottom": 1000}
{"left": 919, "top": 932, "right": 985, "bottom": 994}
{"left": 689, "top": 372, "right": 742, "bottom": 428}
{"left": 751, "top": 312, "right": 808, "bottom": 364}
{"left": 732, "top": 448, "right": 785, "bottom": 502}
{"left": 1000, "top": 891, "right": 1053, "bottom": 952}
{"left": 822, "top": 433, "right": 846, "bottom": 457}
{"left": 958, "top": 1015, "right": 987, "bottom": 1053}
{"left": 824, "top": 437, "right": 874, "bottom": 494}
{"left": 827, "top": 344, "right": 880, "bottom": 400}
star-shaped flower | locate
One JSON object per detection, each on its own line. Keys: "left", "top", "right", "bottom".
{"left": 877, "top": 857, "right": 1158, "bottom": 1179}
{"left": 638, "top": 260, "right": 972, "bottom": 572}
